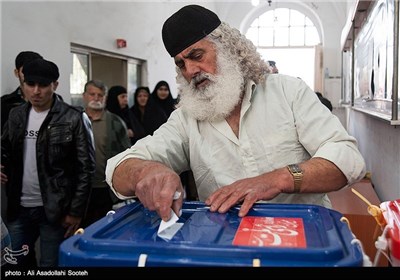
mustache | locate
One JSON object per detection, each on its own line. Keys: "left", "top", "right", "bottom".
{"left": 88, "top": 100, "right": 105, "bottom": 109}
{"left": 190, "top": 73, "right": 214, "bottom": 88}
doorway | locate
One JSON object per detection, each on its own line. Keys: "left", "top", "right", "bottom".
{"left": 70, "top": 43, "right": 145, "bottom": 107}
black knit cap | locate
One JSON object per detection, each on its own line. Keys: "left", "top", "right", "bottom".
{"left": 23, "top": 58, "right": 59, "bottom": 86}
{"left": 162, "top": 5, "right": 221, "bottom": 57}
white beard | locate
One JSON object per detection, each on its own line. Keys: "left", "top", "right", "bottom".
{"left": 176, "top": 51, "right": 244, "bottom": 121}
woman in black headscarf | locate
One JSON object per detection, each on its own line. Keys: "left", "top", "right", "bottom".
{"left": 130, "top": 86, "right": 168, "bottom": 136}
{"left": 151, "top": 81, "right": 177, "bottom": 118}
{"left": 106, "top": 85, "right": 146, "bottom": 145}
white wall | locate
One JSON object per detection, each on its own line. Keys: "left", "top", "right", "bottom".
{"left": 1, "top": 1, "right": 217, "bottom": 102}
{"left": 348, "top": 111, "right": 400, "bottom": 201}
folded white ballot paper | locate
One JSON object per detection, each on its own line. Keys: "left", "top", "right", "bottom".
{"left": 156, "top": 191, "right": 184, "bottom": 241}
{"left": 157, "top": 209, "right": 184, "bottom": 241}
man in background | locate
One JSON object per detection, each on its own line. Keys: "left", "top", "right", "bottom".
{"left": 1, "top": 51, "right": 43, "bottom": 131}
{"left": 316, "top": 91, "right": 333, "bottom": 111}
{"left": 80, "top": 80, "right": 131, "bottom": 228}
{"left": 1, "top": 58, "right": 95, "bottom": 267}
{"left": 268, "top": 60, "right": 279, "bottom": 73}
{"left": 2, "top": 52, "right": 42, "bottom": 267}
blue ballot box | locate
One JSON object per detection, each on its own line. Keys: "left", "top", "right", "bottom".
{"left": 59, "top": 201, "right": 364, "bottom": 267}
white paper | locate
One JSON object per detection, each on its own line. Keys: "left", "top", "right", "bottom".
{"left": 157, "top": 209, "right": 183, "bottom": 241}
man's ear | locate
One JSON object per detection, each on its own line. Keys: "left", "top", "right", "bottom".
{"left": 52, "top": 81, "right": 59, "bottom": 91}
{"left": 14, "top": 68, "right": 19, "bottom": 78}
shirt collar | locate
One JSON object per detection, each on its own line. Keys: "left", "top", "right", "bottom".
{"left": 241, "top": 79, "right": 257, "bottom": 112}
{"left": 88, "top": 109, "right": 106, "bottom": 121}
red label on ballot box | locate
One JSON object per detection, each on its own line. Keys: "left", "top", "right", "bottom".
{"left": 233, "top": 217, "right": 307, "bottom": 248}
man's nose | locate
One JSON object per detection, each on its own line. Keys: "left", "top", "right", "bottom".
{"left": 32, "top": 85, "right": 41, "bottom": 94}
{"left": 93, "top": 94, "right": 102, "bottom": 100}
{"left": 185, "top": 61, "right": 201, "bottom": 79}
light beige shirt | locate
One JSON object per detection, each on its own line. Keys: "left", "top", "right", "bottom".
{"left": 105, "top": 74, "right": 366, "bottom": 207}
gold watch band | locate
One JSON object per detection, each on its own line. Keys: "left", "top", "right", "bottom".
{"left": 287, "top": 164, "right": 303, "bottom": 193}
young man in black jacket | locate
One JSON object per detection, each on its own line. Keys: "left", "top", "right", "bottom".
{"left": 1, "top": 58, "right": 95, "bottom": 267}
{"left": 1, "top": 51, "right": 43, "bottom": 131}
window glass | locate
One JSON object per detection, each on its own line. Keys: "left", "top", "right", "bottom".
{"left": 245, "top": 8, "right": 320, "bottom": 47}
{"left": 290, "top": 10, "right": 305, "bottom": 26}
{"left": 290, "top": 27, "right": 305, "bottom": 46}
{"left": 245, "top": 8, "right": 321, "bottom": 90}
{"left": 259, "top": 27, "right": 274, "bottom": 46}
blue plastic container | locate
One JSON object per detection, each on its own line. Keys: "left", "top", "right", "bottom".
{"left": 59, "top": 201, "right": 363, "bottom": 267}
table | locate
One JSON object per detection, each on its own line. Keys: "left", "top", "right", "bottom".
{"left": 328, "top": 179, "right": 388, "bottom": 267}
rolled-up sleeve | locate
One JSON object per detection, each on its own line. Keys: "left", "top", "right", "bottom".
{"left": 105, "top": 111, "right": 189, "bottom": 199}
{"left": 289, "top": 77, "right": 366, "bottom": 184}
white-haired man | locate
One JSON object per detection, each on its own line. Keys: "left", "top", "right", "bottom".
{"left": 105, "top": 5, "right": 366, "bottom": 221}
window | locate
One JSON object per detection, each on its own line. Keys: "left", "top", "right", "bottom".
{"left": 341, "top": 0, "right": 399, "bottom": 124}
{"left": 70, "top": 52, "right": 89, "bottom": 96}
{"left": 245, "top": 8, "right": 321, "bottom": 90}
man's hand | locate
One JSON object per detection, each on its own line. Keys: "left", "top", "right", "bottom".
{"left": 129, "top": 161, "right": 184, "bottom": 221}
{"left": 62, "top": 215, "right": 82, "bottom": 238}
{"left": 205, "top": 158, "right": 348, "bottom": 217}
{"left": 205, "top": 169, "right": 288, "bottom": 217}
{"left": 113, "top": 159, "right": 184, "bottom": 221}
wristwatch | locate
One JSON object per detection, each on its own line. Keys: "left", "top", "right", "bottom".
{"left": 287, "top": 164, "right": 303, "bottom": 193}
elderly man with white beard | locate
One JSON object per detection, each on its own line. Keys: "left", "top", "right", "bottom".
{"left": 81, "top": 80, "right": 131, "bottom": 227}
{"left": 105, "top": 5, "right": 366, "bottom": 221}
